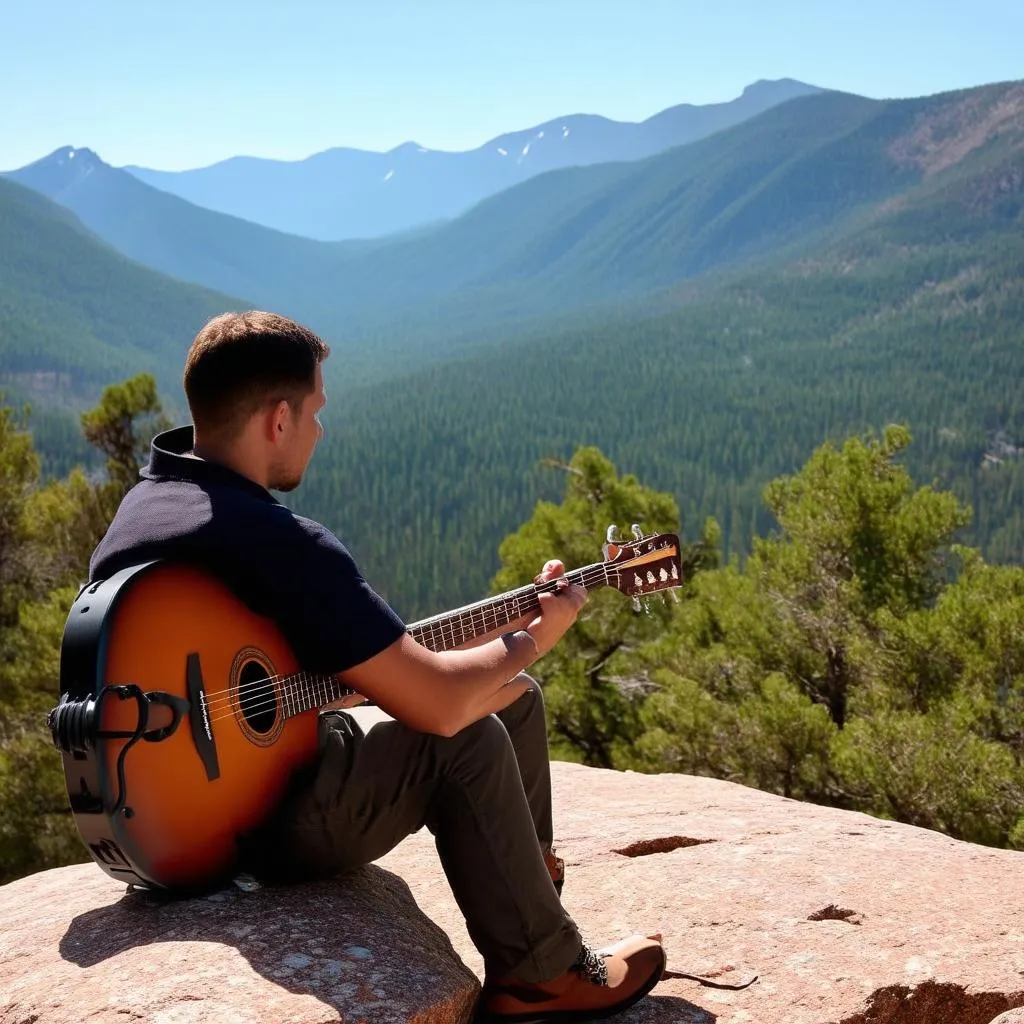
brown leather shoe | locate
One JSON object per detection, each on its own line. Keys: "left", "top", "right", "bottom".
{"left": 544, "top": 849, "right": 565, "bottom": 897}
{"left": 476, "top": 935, "right": 666, "bottom": 1023}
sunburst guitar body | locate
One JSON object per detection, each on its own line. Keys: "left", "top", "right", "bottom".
{"left": 49, "top": 529, "right": 683, "bottom": 895}
{"left": 51, "top": 562, "right": 345, "bottom": 893}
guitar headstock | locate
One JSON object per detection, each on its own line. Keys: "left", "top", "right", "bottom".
{"left": 602, "top": 524, "right": 683, "bottom": 603}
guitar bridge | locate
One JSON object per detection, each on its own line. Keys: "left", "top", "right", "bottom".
{"left": 186, "top": 653, "right": 220, "bottom": 782}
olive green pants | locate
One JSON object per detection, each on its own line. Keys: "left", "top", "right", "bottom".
{"left": 249, "top": 676, "right": 583, "bottom": 982}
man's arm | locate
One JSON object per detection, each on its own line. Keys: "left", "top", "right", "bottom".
{"left": 339, "top": 561, "right": 585, "bottom": 736}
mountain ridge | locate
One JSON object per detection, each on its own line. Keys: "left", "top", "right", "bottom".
{"left": 0, "top": 175, "right": 243, "bottom": 403}
{"left": 119, "top": 78, "right": 822, "bottom": 240}
{"left": 9, "top": 80, "right": 1024, "bottom": 394}
{"left": 3, "top": 80, "right": 1023, "bottom": 611}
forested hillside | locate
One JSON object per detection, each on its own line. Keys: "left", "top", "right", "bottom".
{"left": 4, "top": 402, "right": 1024, "bottom": 886}
{"left": 6, "top": 81, "right": 1023, "bottom": 620}
{"left": 4, "top": 79, "right": 1023, "bottom": 621}
{"left": 10, "top": 80, "right": 1023, "bottom": 376}
{"left": 291, "top": 164, "right": 1024, "bottom": 619}
{"left": 0, "top": 177, "right": 240, "bottom": 404}
{"left": 496, "top": 437, "right": 1024, "bottom": 852}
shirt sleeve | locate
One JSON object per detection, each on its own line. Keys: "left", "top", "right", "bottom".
{"left": 207, "top": 501, "right": 407, "bottom": 675}
{"left": 274, "top": 513, "right": 407, "bottom": 674}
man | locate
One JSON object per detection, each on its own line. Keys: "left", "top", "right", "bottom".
{"left": 89, "top": 311, "right": 665, "bottom": 1022}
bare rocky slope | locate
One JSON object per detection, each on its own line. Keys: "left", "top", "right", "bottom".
{"left": 2, "top": 761, "right": 1022, "bottom": 1024}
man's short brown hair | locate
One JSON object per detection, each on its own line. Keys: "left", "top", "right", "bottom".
{"left": 184, "top": 311, "right": 330, "bottom": 439}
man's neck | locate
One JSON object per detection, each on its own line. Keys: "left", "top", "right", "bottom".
{"left": 192, "top": 439, "right": 269, "bottom": 490}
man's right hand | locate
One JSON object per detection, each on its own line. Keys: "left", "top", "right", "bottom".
{"left": 526, "top": 559, "right": 588, "bottom": 656}
{"left": 339, "top": 557, "right": 587, "bottom": 735}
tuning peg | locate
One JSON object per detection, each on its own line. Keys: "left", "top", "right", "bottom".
{"left": 643, "top": 599, "right": 651, "bottom": 615}
{"left": 631, "top": 524, "right": 644, "bottom": 541}
{"left": 606, "top": 524, "right": 622, "bottom": 543}
{"left": 670, "top": 589, "right": 681, "bottom": 603}
{"left": 632, "top": 596, "right": 642, "bottom": 613}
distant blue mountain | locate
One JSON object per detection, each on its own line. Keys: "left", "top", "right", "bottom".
{"left": 123, "top": 79, "right": 821, "bottom": 240}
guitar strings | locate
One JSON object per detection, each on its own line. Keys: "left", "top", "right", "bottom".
{"left": 197, "top": 565, "right": 626, "bottom": 725}
{"left": 205, "top": 598, "right": 683, "bottom": 725}
{"left": 201, "top": 565, "right": 618, "bottom": 723}
{"left": 200, "top": 565, "right": 640, "bottom": 725}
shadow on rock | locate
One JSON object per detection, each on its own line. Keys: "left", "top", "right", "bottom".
{"left": 60, "top": 863, "right": 477, "bottom": 1017}
{"left": 621, "top": 994, "right": 719, "bottom": 1023}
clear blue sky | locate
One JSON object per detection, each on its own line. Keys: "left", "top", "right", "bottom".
{"left": 2, "top": 0, "right": 1022, "bottom": 171}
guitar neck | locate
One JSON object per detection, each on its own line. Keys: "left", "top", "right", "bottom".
{"left": 279, "top": 562, "right": 609, "bottom": 717}
{"left": 406, "top": 562, "right": 610, "bottom": 653}
{"left": 280, "top": 534, "right": 680, "bottom": 715}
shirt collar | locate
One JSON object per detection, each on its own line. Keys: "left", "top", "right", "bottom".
{"left": 141, "top": 425, "right": 279, "bottom": 504}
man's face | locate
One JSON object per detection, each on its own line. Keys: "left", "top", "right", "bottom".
{"left": 268, "top": 364, "right": 326, "bottom": 492}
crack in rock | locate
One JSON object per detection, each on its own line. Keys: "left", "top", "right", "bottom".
{"left": 808, "top": 904, "right": 862, "bottom": 925}
{"left": 612, "top": 836, "right": 714, "bottom": 857}
{"left": 837, "top": 981, "right": 1024, "bottom": 1024}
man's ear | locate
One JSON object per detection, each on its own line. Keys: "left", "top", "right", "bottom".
{"left": 269, "top": 399, "right": 292, "bottom": 440}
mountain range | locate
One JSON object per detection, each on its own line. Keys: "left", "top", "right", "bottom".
{"left": 3, "top": 77, "right": 1023, "bottom": 610}
{"left": 10, "top": 82, "right": 1001, "bottom": 384}
{"left": 6, "top": 79, "right": 1024, "bottom": 394}
{"left": 121, "top": 79, "right": 821, "bottom": 240}
{"left": 292, "top": 78, "right": 1024, "bottom": 611}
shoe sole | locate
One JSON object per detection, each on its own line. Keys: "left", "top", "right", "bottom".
{"left": 475, "top": 946, "right": 667, "bottom": 1024}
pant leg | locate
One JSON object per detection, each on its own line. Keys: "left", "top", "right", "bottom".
{"left": 494, "top": 674, "right": 554, "bottom": 857}
{"left": 264, "top": 700, "right": 582, "bottom": 983}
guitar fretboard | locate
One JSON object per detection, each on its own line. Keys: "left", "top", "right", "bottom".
{"left": 406, "top": 563, "right": 610, "bottom": 653}
{"left": 279, "top": 670, "right": 355, "bottom": 719}
{"left": 278, "top": 560, "right": 621, "bottom": 717}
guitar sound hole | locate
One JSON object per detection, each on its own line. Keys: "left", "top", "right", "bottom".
{"left": 237, "top": 660, "right": 277, "bottom": 735}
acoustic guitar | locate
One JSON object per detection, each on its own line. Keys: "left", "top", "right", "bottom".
{"left": 48, "top": 527, "right": 682, "bottom": 894}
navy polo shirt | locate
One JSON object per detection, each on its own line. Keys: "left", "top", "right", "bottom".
{"left": 89, "top": 425, "right": 406, "bottom": 674}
